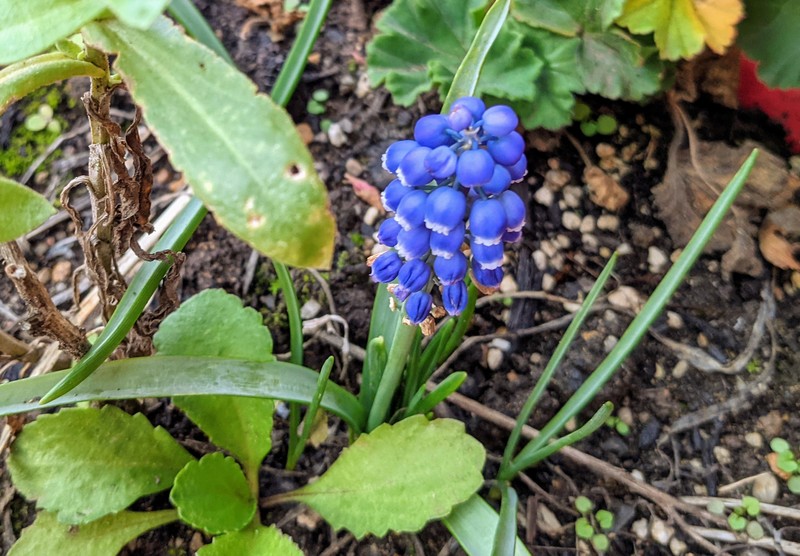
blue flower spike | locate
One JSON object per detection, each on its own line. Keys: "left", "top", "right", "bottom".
{"left": 374, "top": 96, "right": 527, "bottom": 324}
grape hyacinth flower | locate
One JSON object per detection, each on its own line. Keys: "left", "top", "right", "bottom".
{"left": 368, "top": 96, "right": 528, "bottom": 326}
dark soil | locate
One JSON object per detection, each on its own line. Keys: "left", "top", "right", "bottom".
{"left": 2, "top": 1, "right": 800, "bottom": 555}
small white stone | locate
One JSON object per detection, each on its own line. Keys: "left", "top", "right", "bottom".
{"left": 562, "top": 185, "right": 583, "bottom": 208}
{"left": 529, "top": 352, "right": 543, "bottom": 364}
{"left": 669, "top": 537, "right": 687, "bottom": 556}
{"left": 582, "top": 234, "right": 599, "bottom": 249}
{"left": 300, "top": 299, "right": 322, "bottom": 320}
{"left": 339, "top": 118, "right": 354, "bottom": 134}
{"left": 355, "top": 72, "right": 371, "bottom": 98}
{"left": 597, "top": 214, "right": 620, "bottom": 231}
{"left": 650, "top": 518, "right": 674, "bottom": 545}
{"left": 533, "top": 186, "right": 555, "bottom": 206}
{"left": 490, "top": 338, "right": 512, "bottom": 352}
{"left": 654, "top": 362, "right": 666, "bottom": 379}
{"left": 540, "top": 240, "right": 558, "bottom": 258}
{"left": 500, "top": 274, "right": 518, "bottom": 293}
{"left": 562, "top": 211, "right": 581, "bottom": 230}
{"left": 617, "top": 242, "right": 633, "bottom": 255}
{"left": 579, "top": 215, "right": 596, "bottom": 233}
{"left": 632, "top": 519, "right": 649, "bottom": 541}
{"left": 487, "top": 347, "right": 503, "bottom": 370}
{"left": 617, "top": 407, "right": 634, "bottom": 426}
{"left": 550, "top": 253, "right": 565, "bottom": 271}
{"left": 752, "top": 473, "right": 779, "bottom": 504}
{"left": 327, "top": 123, "right": 347, "bottom": 147}
{"left": 555, "top": 234, "right": 571, "bottom": 249}
{"left": 631, "top": 469, "right": 645, "bottom": 481}
{"left": 648, "top": 246, "right": 669, "bottom": 273}
{"left": 608, "top": 286, "right": 642, "bottom": 311}
{"left": 542, "top": 273, "right": 556, "bottom": 292}
{"left": 533, "top": 250, "right": 548, "bottom": 271}
{"left": 364, "top": 206, "right": 380, "bottom": 226}
{"left": 713, "top": 446, "right": 732, "bottom": 466}
{"left": 345, "top": 158, "right": 363, "bottom": 176}
{"left": 603, "top": 335, "right": 618, "bottom": 353}
{"left": 745, "top": 432, "right": 764, "bottom": 448}
{"left": 666, "top": 311, "right": 683, "bottom": 329}
{"left": 672, "top": 360, "right": 689, "bottom": 379}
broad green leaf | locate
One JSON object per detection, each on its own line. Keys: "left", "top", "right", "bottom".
{"left": 0, "top": 52, "right": 105, "bottom": 115}
{"left": 170, "top": 453, "right": 256, "bottom": 535}
{"left": 197, "top": 526, "right": 303, "bottom": 556}
{"left": 0, "top": 356, "right": 366, "bottom": 433}
{"left": 104, "top": 0, "right": 170, "bottom": 29}
{"left": 0, "top": 0, "right": 106, "bottom": 64}
{"left": 443, "top": 494, "right": 531, "bottom": 556}
{"left": 155, "top": 290, "right": 274, "bottom": 471}
{"left": 8, "top": 406, "right": 193, "bottom": 524}
{"left": 738, "top": 0, "right": 800, "bottom": 89}
{"left": 616, "top": 0, "right": 743, "bottom": 61}
{"left": 0, "top": 177, "right": 55, "bottom": 241}
{"left": 286, "top": 416, "right": 485, "bottom": 538}
{"left": 83, "top": 18, "right": 335, "bottom": 268}
{"left": 9, "top": 510, "right": 178, "bottom": 556}
{"left": 770, "top": 437, "right": 791, "bottom": 454}
{"left": 512, "top": 0, "right": 624, "bottom": 35}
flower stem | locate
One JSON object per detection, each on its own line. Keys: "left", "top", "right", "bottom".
{"left": 366, "top": 316, "right": 417, "bottom": 431}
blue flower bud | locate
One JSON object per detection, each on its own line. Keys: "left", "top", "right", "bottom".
{"left": 382, "top": 140, "right": 418, "bottom": 173}
{"left": 424, "top": 186, "right": 466, "bottom": 234}
{"left": 376, "top": 217, "right": 402, "bottom": 247}
{"left": 502, "top": 229, "right": 522, "bottom": 243}
{"left": 451, "top": 96, "right": 486, "bottom": 120}
{"left": 487, "top": 131, "right": 524, "bottom": 166}
{"left": 469, "top": 198, "right": 507, "bottom": 245}
{"left": 370, "top": 250, "right": 402, "bottom": 283}
{"left": 433, "top": 251, "right": 467, "bottom": 285}
{"left": 396, "top": 226, "right": 431, "bottom": 260}
{"left": 505, "top": 154, "right": 527, "bottom": 182}
{"left": 456, "top": 149, "right": 494, "bottom": 187}
{"left": 499, "top": 190, "right": 526, "bottom": 232}
{"left": 430, "top": 222, "right": 465, "bottom": 258}
{"left": 482, "top": 105, "right": 518, "bottom": 137}
{"left": 472, "top": 260, "right": 504, "bottom": 289}
{"left": 414, "top": 115, "right": 452, "bottom": 148}
{"left": 482, "top": 164, "right": 511, "bottom": 196}
{"left": 397, "top": 146, "right": 433, "bottom": 187}
{"left": 381, "top": 179, "right": 409, "bottom": 212}
{"left": 405, "top": 291, "right": 433, "bottom": 324}
{"left": 395, "top": 189, "right": 428, "bottom": 231}
{"left": 447, "top": 104, "right": 473, "bottom": 131}
{"left": 397, "top": 258, "right": 431, "bottom": 294}
{"left": 470, "top": 241, "right": 504, "bottom": 270}
{"left": 442, "top": 280, "right": 468, "bottom": 316}
{"left": 424, "top": 146, "right": 458, "bottom": 179}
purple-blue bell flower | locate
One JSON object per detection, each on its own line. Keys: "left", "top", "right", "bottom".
{"left": 397, "top": 146, "right": 433, "bottom": 187}
{"left": 424, "top": 145, "right": 458, "bottom": 179}
{"left": 414, "top": 115, "right": 452, "bottom": 148}
{"left": 442, "top": 280, "right": 468, "bottom": 316}
{"left": 502, "top": 229, "right": 523, "bottom": 243}
{"left": 397, "top": 258, "right": 431, "bottom": 293}
{"left": 382, "top": 140, "right": 418, "bottom": 173}
{"left": 470, "top": 241, "right": 504, "bottom": 270}
{"left": 370, "top": 250, "right": 402, "bottom": 283}
{"left": 405, "top": 291, "right": 433, "bottom": 324}
{"left": 430, "top": 222, "right": 465, "bottom": 258}
{"left": 482, "top": 164, "right": 511, "bottom": 196}
{"left": 451, "top": 96, "right": 486, "bottom": 120}
{"left": 376, "top": 217, "right": 402, "bottom": 247}
{"left": 395, "top": 189, "right": 428, "bottom": 231}
{"left": 433, "top": 251, "right": 467, "bottom": 285}
{"left": 424, "top": 186, "right": 466, "bottom": 234}
{"left": 482, "top": 105, "right": 518, "bottom": 137}
{"left": 469, "top": 198, "right": 507, "bottom": 246}
{"left": 381, "top": 179, "right": 409, "bottom": 212}
{"left": 505, "top": 154, "right": 527, "bottom": 182}
{"left": 487, "top": 131, "right": 524, "bottom": 166}
{"left": 396, "top": 226, "right": 431, "bottom": 260}
{"left": 499, "top": 190, "right": 526, "bottom": 232}
{"left": 456, "top": 149, "right": 494, "bottom": 187}
{"left": 472, "top": 261, "right": 504, "bottom": 289}
{"left": 447, "top": 104, "right": 473, "bottom": 132}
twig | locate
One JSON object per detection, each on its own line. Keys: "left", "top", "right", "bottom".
{"left": 476, "top": 290, "right": 589, "bottom": 309}
{"left": 20, "top": 123, "right": 90, "bottom": 185}
{"left": 681, "top": 496, "right": 800, "bottom": 521}
{"left": 693, "top": 526, "right": 800, "bottom": 555}
{"left": 718, "top": 472, "right": 774, "bottom": 496}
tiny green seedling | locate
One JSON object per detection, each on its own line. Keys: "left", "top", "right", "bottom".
{"left": 707, "top": 496, "right": 764, "bottom": 540}
{"left": 307, "top": 88, "right": 330, "bottom": 115}
{"left": 770, "top": 437, "right": 800, "bottom": 493}
{"left": 604, "top": 413, "right": 630, "bottom": 436}
{"left": 574, "top": 496, "right": 614, "bottom": 554}
{"left": 572, "top": 102, "right": 618, "bottom": 138}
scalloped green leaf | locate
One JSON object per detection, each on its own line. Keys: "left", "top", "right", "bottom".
{"left": 8, "top": 406, "right": 193, "bottom": 524}
{"left": 0, "top": 177, "right": 56, "bottom": 241}
{"left": 170, "top": 453, "right": 256, "bottom": 535}
{"left": 105, "top": 0, "right": 170, "bottom": 29}
{"left": 155, "top": 289, "right": 274, "bottom": 471}
{"left": 9, "top": 510, "right": 178, "bottom": 556}
{"left": 738, "top": 0, "right": 800, "bottom": 89}
{"left": 512, "top": 0, "right": 624, "bottom": 35}
{"left": 196, "top": 526, "right": 303, "bottom": 556}
{"left": 0, "top": 0, "right": 106, "bottom": 64}
{"left": 83, "top": 17, "right": 334, "bottom": 268}
{"left": 288, "top": 416, "right": 485, "bottom": 538}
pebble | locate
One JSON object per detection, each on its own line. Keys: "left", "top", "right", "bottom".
{"left": 617, "top": 407, "right": 634, "bottom": 427}
{"left": 529, "top": 352, "right": 543, "bottom": 365}
{"left": 713, "top": 446, "right": 732, "bottom": 466}
{"left": 486, "top": 347, "right": 503, "bottom": 370}
{"left": 745, "top": 431, "right": 764, "bottom": 448}
{"left": 327, "top": 123, "right": 347, "bottom": 147}
{"left": 544, "top": 168, "right": 570, "bottom": 190}
{"left": 490, "top": 338, "right": 512, "bottom": 352}
{"left": 339, "top": 118, "right": 354, "bottom": 134}
{"left": 579, "top": 215, "right": 596, "bottom": 233}
{"left": 616, "top": 242, "right": 633, "bottom": 255}
{"left": 555, "top": 234, "right": 571, "bottom": 249}
{"left": 536, "top": 503, "right": 562, "bottom": 536}
{"left": 654, "top": 362, "right": 666, "bottom": 379}
{"left": 296, "top": 122, "right": 314, "bottom": 145}
{"left": 603, "top": 335, "right": 618, "bottom": 353}
{"left": 752, "top": 473, "right": 779, "bottom": 504}
{"left": 631, "top": 519, "right": 649, "bottom": 540}
{"left": 562, "top": 185, "right": 583, "bottom": 208}
{"left": 542, "top": 273, "right": 556, "bottom": 292}
{"left": 533, "top": 186, "right": 555, "bottom": 206}
{"left": 37, "top": 268, "right": 51, "bottom": 285}
{"left": 648, "top": 246, "right": 669, "bottom": 273}
{"left": 672, "top": 360, "right": 689, "bottom": 379}
{"left": 345, "top": 158, "right": 364, "bottom": 176}
{"left": 669, "top": 537, "right": 688, "bottom": 556}
{"left": 51, "top": 260, "right": 72, "bottom": 283}
{"left": 540, "top": 240, "right": 558, "bottom": 258}
{"left": 582, "top": 234, "right": 599, "bottom": 249}
{"left": 363, "top": 206, "right": 380, "bottom": 227}
{"left": 597, "top": 214, "right": 620, "bottom": 231}
{"left": 355, "top": 72, "right": 371, "bottom": 98}
{"left": 532, "top": 250, "right": 547, "bottom": 271}
{"left": 650, "top": 518, "right": 674, "bottom": 545}
{"left": 666, "top": 311, "right": 683, "bottom": 329}
{"left": 603, "top": 309, "right": 617, "bottom": 324}
{"left": 300, "top": 299, "right": 322, "bottom": 320}
{"left": 608, "top": 286, "right": 642, "bottom": 311}
{"left": 631, "top": 469, "right": 645, "bottom": 481}
{"left": 562, "top": 211, "right": 581, "bottom": 230}
{"left": 697, "top": 333, "right": 709, "bottom": 348}
{"left": 189, "top": 532, "right": 204, "bottom": 553}
{"left": 596, "top": 143, "right": 616, "bottom": 159}
{"left": 499, "top": 274, "right": 518, "bottom": 293}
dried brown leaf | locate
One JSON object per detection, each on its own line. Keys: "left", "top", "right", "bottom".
{"left": 584, "top": 166, "right": 630, "bottom": 211}
{"left": 759, "top": 205, "right": 800, "bottom": 270}
{"left": 344, "top": 173, "right": 385, "bottom": 213}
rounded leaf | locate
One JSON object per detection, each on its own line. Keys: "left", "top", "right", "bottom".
{"left": 0, "top": 178, "right": 56, "bottom": 242}
{"left": 197, "top": 526, "right": 302, "bottom": 556}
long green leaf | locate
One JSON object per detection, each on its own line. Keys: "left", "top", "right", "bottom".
{"left": 167, "top": 0, "right": 233, "bottom": 64}
{"left": 6, "top": 356, "right": 366, "bottom": 432}
{"left": 506, "top": 149, "right": 760, "bottom": 477}
{"left": 0, "top": 177, "right": 56, "bottom": 242}
{"left": 0, "top": 52, "right": 105, "bottom": 115}
{"left": 492, "top": 483, "right": 519, "bottom": 556}
{"left": 443, "top": 0, "right": 511, "bottom": 111}
{"left": 443, "top": 494, "right": 531, "bottom": 556}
